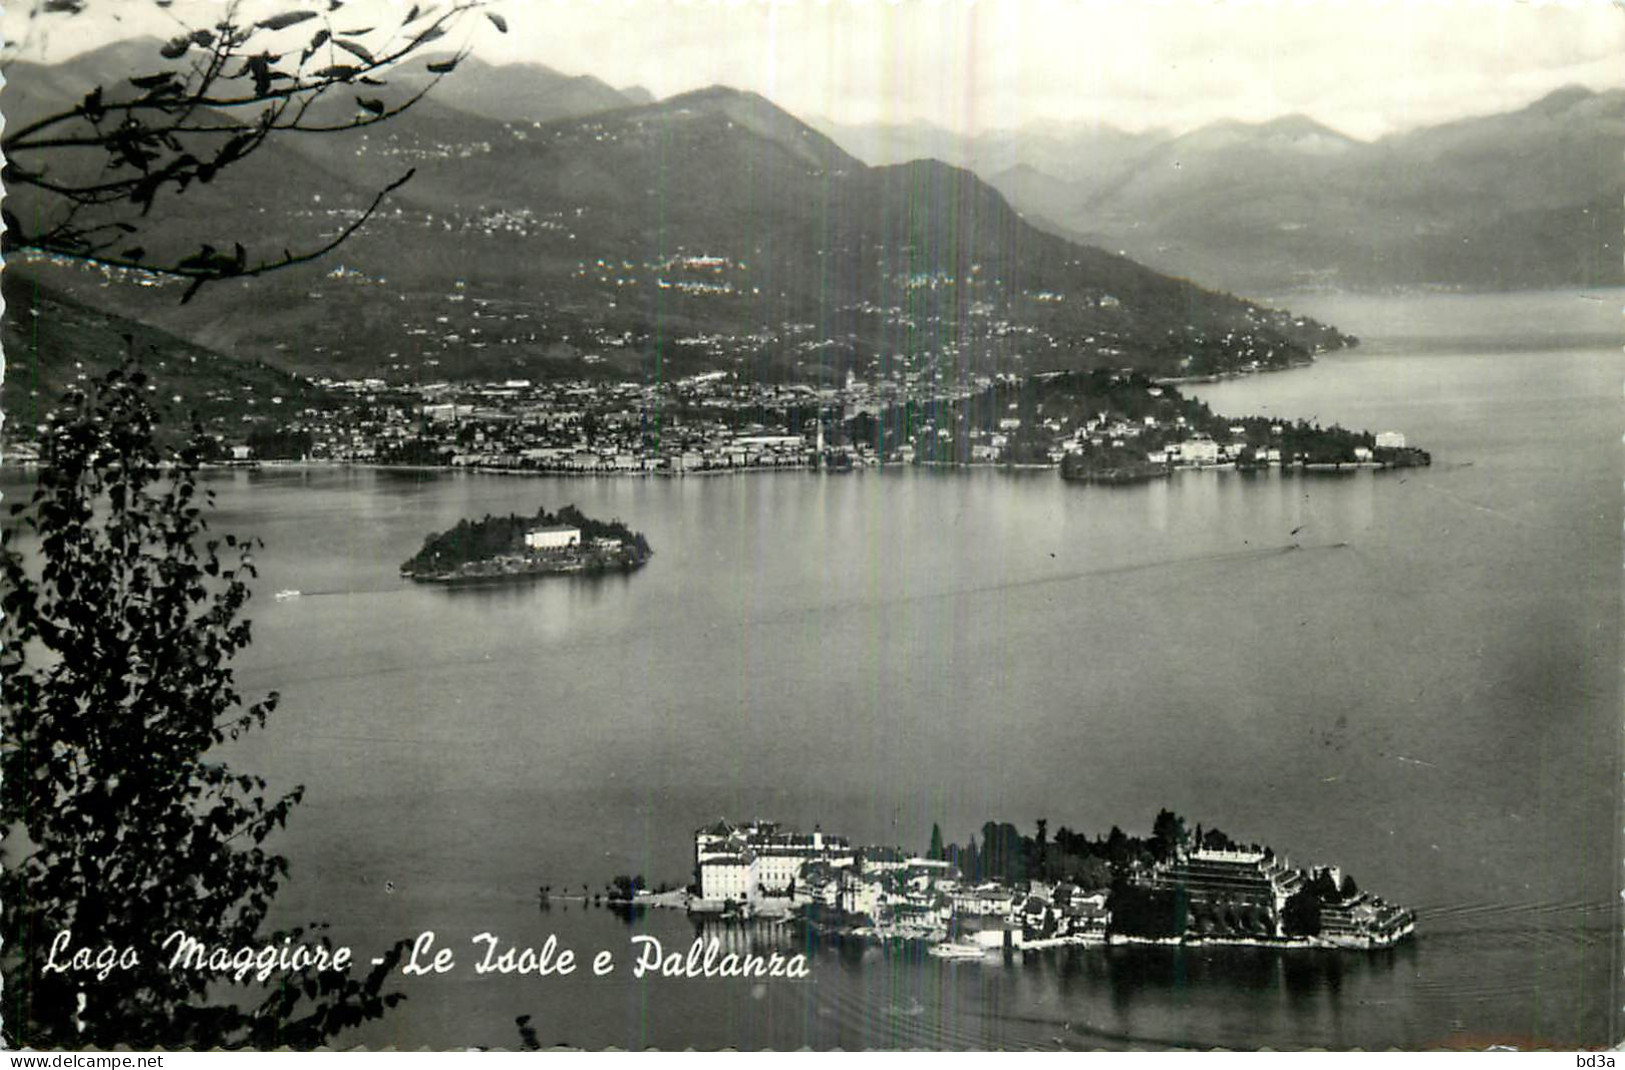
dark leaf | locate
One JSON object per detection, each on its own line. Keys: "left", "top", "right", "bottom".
{"left": 302, "top": 28, "right": 332, "bottom": 61}
{"left": 216, "top": 132, "right": 256, "bottom": 167}
{"left": 426, "top": 57, "right": 459, "bottom": 74}
{"left": 356, "top": 97, "right": 385, "bottom": 116}
{"left": 79, "top": 85, "right": 104, "bottom": 119}
{"left": 159, "top": 35, "right": 192, "bottom": 59}
{"left": 333, "top": 39, "right": 376, "bottom": 64}
{"left": 487, "top": 11, "right": 508, "bottom": 33}
{"left": 129, "top": 71, "right": 178, "bottom": 90}
{"left": 241, "top": 53, "right": 277, "bottom": 97}
{"left": 257, "top": 10, "right": 319, "bottom": 31}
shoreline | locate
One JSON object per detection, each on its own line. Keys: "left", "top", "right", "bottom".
{"left": 116, "top": 455, "right": 1426, "bottom": 481}
{"left": 400, "top": 556, "right": 650, "bottom": 585}
{"left": 801, "top": 926, "right": 1412, "bottom": 955}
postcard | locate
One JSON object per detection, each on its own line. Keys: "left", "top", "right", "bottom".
{"left": 1, "top": 0, "right": 1620, "bottom": 1051}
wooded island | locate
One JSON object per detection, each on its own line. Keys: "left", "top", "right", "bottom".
{"left": 400, "top": 505, "right": 652, "bottom": 585}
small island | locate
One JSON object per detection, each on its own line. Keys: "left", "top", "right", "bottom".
{"left": 400, "top": 504, "right": 652, "bottom": 585}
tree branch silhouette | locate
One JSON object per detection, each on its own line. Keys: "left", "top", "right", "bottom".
{"left": 2, "top": 0, "right": 505, "bottom": 302}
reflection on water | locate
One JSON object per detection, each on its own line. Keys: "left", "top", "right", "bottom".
{"left": 658, "top": 915, "right": 1424, "bottom": 1050}
{"left": 435, "top": 568, "right": 638, "bottom": 607}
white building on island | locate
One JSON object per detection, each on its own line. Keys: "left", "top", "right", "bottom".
{"left": 524, "top": 525, "right": 580, "bottom": 551}
{"left": 694, "top": 819, "right": 854, "bottom": 905}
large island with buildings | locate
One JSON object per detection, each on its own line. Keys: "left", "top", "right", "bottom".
{"left": 683, "top": 815, "right": 1415, "bottom": 956}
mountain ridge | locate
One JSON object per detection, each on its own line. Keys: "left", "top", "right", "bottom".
{"left": 976, "top": 85, "right": 1623, "bottom": 292}
{"left": 5, "top": 47, "right": 1353, "bottom": 386}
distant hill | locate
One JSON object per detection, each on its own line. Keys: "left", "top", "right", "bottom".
{"left": 376, "top": 53, "right": 653, "bottom": 125}
{"left": 962, "top": 88, "right": 1623, "bottom": 294}
{"left": 807, "top": 115, "right": 1164, "bottom": 193}
{"left": 4, "top": 46, "right": 1351, "bottom": 385}
{"left": 0, "top": 39, "right": 651, "bottom": 127}
{"left": 1, "top": 270, "right": 330, "bottom": 447}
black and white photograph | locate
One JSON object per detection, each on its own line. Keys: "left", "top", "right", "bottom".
{"left": 0, "top": 0, "right": 1620, "bottom": 1051}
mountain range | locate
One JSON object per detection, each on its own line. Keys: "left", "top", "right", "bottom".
{"left": 2, "top": 38, "right": 1349, "bottom": 388}
{"left": 814, "top": 88, "right": 1622, "bottom": 294}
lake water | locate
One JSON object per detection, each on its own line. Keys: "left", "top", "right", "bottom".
{"left": 7, "top": 289, "right": 1621, "bottom": 1049}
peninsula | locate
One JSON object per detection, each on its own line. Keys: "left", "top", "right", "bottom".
{"left": 400, "top": 505, "right": 651, "bottom": 585}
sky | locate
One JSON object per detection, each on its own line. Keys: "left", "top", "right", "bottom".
{"left": 6, "top": 0, "right": 1624, "bottom": 139}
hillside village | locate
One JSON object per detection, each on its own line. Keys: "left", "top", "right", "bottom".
{"left": 1, "top": 303, "right": 1427, "bottom": 481}
{"left": 1, "top": 39, "right": 1390, "bottom": 480}
{"left": 1, "top": 39, "right": 1359, "bottom": 397}
{"left": 3, "top": 42, "right": 1604, "bottom": 474}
